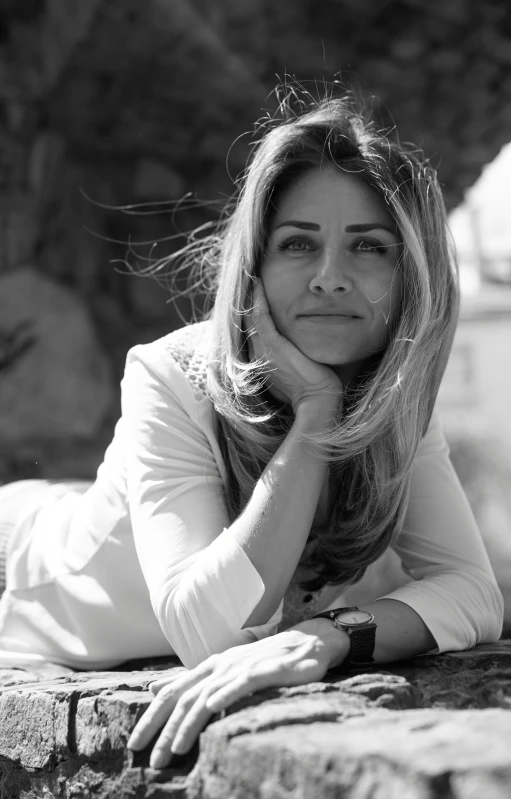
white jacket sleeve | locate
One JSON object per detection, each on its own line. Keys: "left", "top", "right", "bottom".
{"left": 122, "top": 344, "right": 280, "bottom": 669}
{"left": 380, "top": 409, "right": 504, "bottom": 652}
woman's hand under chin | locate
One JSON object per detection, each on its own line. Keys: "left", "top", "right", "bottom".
{"left": 127, "top": 620, "right": 348, "bottom": 770}
{"left": 248, "top": 279, "right": 343, "bottom": 417}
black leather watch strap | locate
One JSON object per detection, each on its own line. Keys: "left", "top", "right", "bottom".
{"left": 348, "top": 625, "right": 376, "bottom": 665}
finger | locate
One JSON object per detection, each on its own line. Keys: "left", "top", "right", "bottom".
{"left": 206, "top": 659, "right": 294, "bottom": 713}
{"left": 246, "top": 282, "right": 263, "bottom": 330}
{"left": 127, "top": 684, "right": 181, "bottom": 752}
{"left": 247, "top": 328, "right": 266, "bottom": 363}
{"left": 252, "top": 306, "right": 279, "bottom": 348}
{"left": 145, "top": 655, "right": 217, "bottom": 700}
{"left": 151, "top": 671, "right": 241, "bottom": 767}
{"left": 205, "top": 672, "right": 260, "bottom": 714}
{"left": 165, "top": 672, "right": 236, "bottom": 759}
{"left": 247, "top": 281, "right": 281, "bottom": 354}
{"left": 150, "top": 668, "right": 187, "bottom": 695}
{"left": 128, "top": 665, "right": 206, "bottom": 751}
{"left": 128, "top": 656, "right": 223, "bottom": 751}
{"left": 164, "top": 690, "right": 215, "bottom": 758}
{"left": 251, "top": 280, "right": 270, "bottom": 323}
{"left": 149, "top": 685, "right": 210, "bottom": 768}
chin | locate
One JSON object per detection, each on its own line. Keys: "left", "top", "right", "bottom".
{"left": 300, "top": 345, "right": 357, "bottom": 366}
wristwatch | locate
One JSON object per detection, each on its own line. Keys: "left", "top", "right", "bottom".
{"left": 312, "top": 606, "right": 377, "bottom": 667}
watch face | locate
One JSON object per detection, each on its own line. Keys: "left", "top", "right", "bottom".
{"left": 335, "top": 609, "right": 374, "bottom": 626}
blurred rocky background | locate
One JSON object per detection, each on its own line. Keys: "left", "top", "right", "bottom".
{"left": 1, "top": 0, "right": 511, "bottom": 627}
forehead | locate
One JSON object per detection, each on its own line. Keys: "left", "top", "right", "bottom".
{"left": 271, "top": 166, "right": 393, "bottom": 228}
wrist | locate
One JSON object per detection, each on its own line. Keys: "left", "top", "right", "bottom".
{"left": 296, "top": 618, "right": 351, "bottom": 669}
{"left": 293, "top": 397, "right": 341, "bottom": 433}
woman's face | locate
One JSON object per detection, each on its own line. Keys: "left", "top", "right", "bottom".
{"left": 259, "top": 167, "right": 402, "bottom": 384}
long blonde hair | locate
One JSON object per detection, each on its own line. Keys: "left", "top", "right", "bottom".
{"left": 198, "top": 94, "right": 458, "bottom": 589}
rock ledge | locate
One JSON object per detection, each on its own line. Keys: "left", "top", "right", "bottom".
{"left": 1, "top": 643, "right": 510, "bottom": 798}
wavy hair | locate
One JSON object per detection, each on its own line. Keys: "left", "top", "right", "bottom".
{"left": 181, "top": 92, "right": 459, "bottom": 590}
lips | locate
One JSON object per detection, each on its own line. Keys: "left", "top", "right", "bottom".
{"left": 297, "top": 305, "right": 361, "bottom": 319}
{"left": 298, "top": 309, "right": 361, "bottom": 319}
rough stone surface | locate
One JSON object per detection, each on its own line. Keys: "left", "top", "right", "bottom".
{"left": 1, "top": 643, "right": 510, "bottom": 798}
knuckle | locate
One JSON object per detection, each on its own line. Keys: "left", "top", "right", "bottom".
{"left": 158, "top": 684, "right": 175, "bottom": 701}
{"left": 176, "top": 689, "right": 195, "bottom": 711}
{"left": 206, "top": 654, "right": 220, "bottom": 670}
{"left": 239, "top": 666, "right": 257, "bottom": 686}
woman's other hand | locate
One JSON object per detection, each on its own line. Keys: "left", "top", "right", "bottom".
{"left": 127, "top": 621, "right": 348, "bottom": 770}
{"left": 249, "top": 279, "right": 343, "bottom": 416}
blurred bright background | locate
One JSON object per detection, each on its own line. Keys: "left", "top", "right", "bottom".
{"left": 440, "top": 145, "right": 511, "bottom": 448}
{"left": 451, "top": 142, "right": 511, "bottom": 294}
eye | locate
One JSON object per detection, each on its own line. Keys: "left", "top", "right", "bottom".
{"left": 352, "top": 238, "right": 388, "bottom": 256}
{"left": 277, "top": 236, "right": 315, "bottom": 253}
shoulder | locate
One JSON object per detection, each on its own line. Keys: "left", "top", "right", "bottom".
{"left": 125, "top": 320, "right": 213, "bottom": 402}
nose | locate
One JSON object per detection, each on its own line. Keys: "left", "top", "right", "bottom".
{"left": 309, "top": 248, "right": 353, "bottom": 295}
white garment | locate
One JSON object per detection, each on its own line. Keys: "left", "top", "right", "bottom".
{"left": 0, "top": 322, "right": 504, "bottom": 669}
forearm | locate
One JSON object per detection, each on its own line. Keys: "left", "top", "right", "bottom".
{"left": 296, "top": 598, "right": 436, "bottom": 669}
{"left": 362, "top": 598, "right": 436, "bottom": 662}
{"left": 232, "top": 402, "right": 335, "bottom": 627}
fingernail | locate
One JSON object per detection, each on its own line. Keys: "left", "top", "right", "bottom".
{"left": 150, "top": 751, "right": 170, "bottom": 770}
{"left": 171, "top": 739, "right": 185, "bottom": 756}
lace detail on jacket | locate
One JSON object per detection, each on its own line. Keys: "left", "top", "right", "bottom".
{"left": 164, "top": 321, "right": 211, "bottom": 398}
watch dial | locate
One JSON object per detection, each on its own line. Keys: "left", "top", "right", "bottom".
{"left": 336, "top": 610, "right": 373, "bottom": 625}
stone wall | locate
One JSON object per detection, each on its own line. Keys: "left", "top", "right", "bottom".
{"left": 1, "top": 644, "right": 511, "bottom": 798}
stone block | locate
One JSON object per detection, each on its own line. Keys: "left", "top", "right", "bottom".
{"left": 75, "top": 691, "right": 151, "bottom": 759}
{"left": 1, "top": 646, "right": 510, "bottom": 797}
{"left": 0, "top": 686, "right": 70, "bottom": 770}
{"left": 191, "top": 709, "right": 511, "bottom": 799}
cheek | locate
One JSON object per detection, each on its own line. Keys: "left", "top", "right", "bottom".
{"left": 364, "top": 270, "right": 401, "bottom": 316}
{"left": 261, "top": 268, "right": 294, "bottom": 318}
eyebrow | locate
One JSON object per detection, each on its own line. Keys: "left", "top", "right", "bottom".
{"left": 274, "top": 220, "right": 396, "bottom": 235}
{"left": 345, "top": 223, "right": 396, "bottom": 235}
{"left": 274, "top": 220, "right": 320, "bottom": 231}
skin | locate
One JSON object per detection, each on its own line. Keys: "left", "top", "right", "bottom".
{"left": 127, "top": 167, "right": 435, "bottom": 769}
{"left": 260, "top": 166, "right": 402, "bottom": 388}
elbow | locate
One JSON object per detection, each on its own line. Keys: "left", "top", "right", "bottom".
{"left": 154, "top": 583, "right": 255, "bottom": 670}
{"left": 479, "top": 575, "right": 504, "bottom": 643}
{"left": 156, "top": 586, "right": 212, "bottom": 669}
{"left": 416, "top": 569, "right": 504, "bottom": 653}
{"left": 464, "top": 571, "right": 504, "bottom": 646}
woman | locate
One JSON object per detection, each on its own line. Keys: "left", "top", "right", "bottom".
{"left": 0, "top": 94, "right": 503, "bottom": 769}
